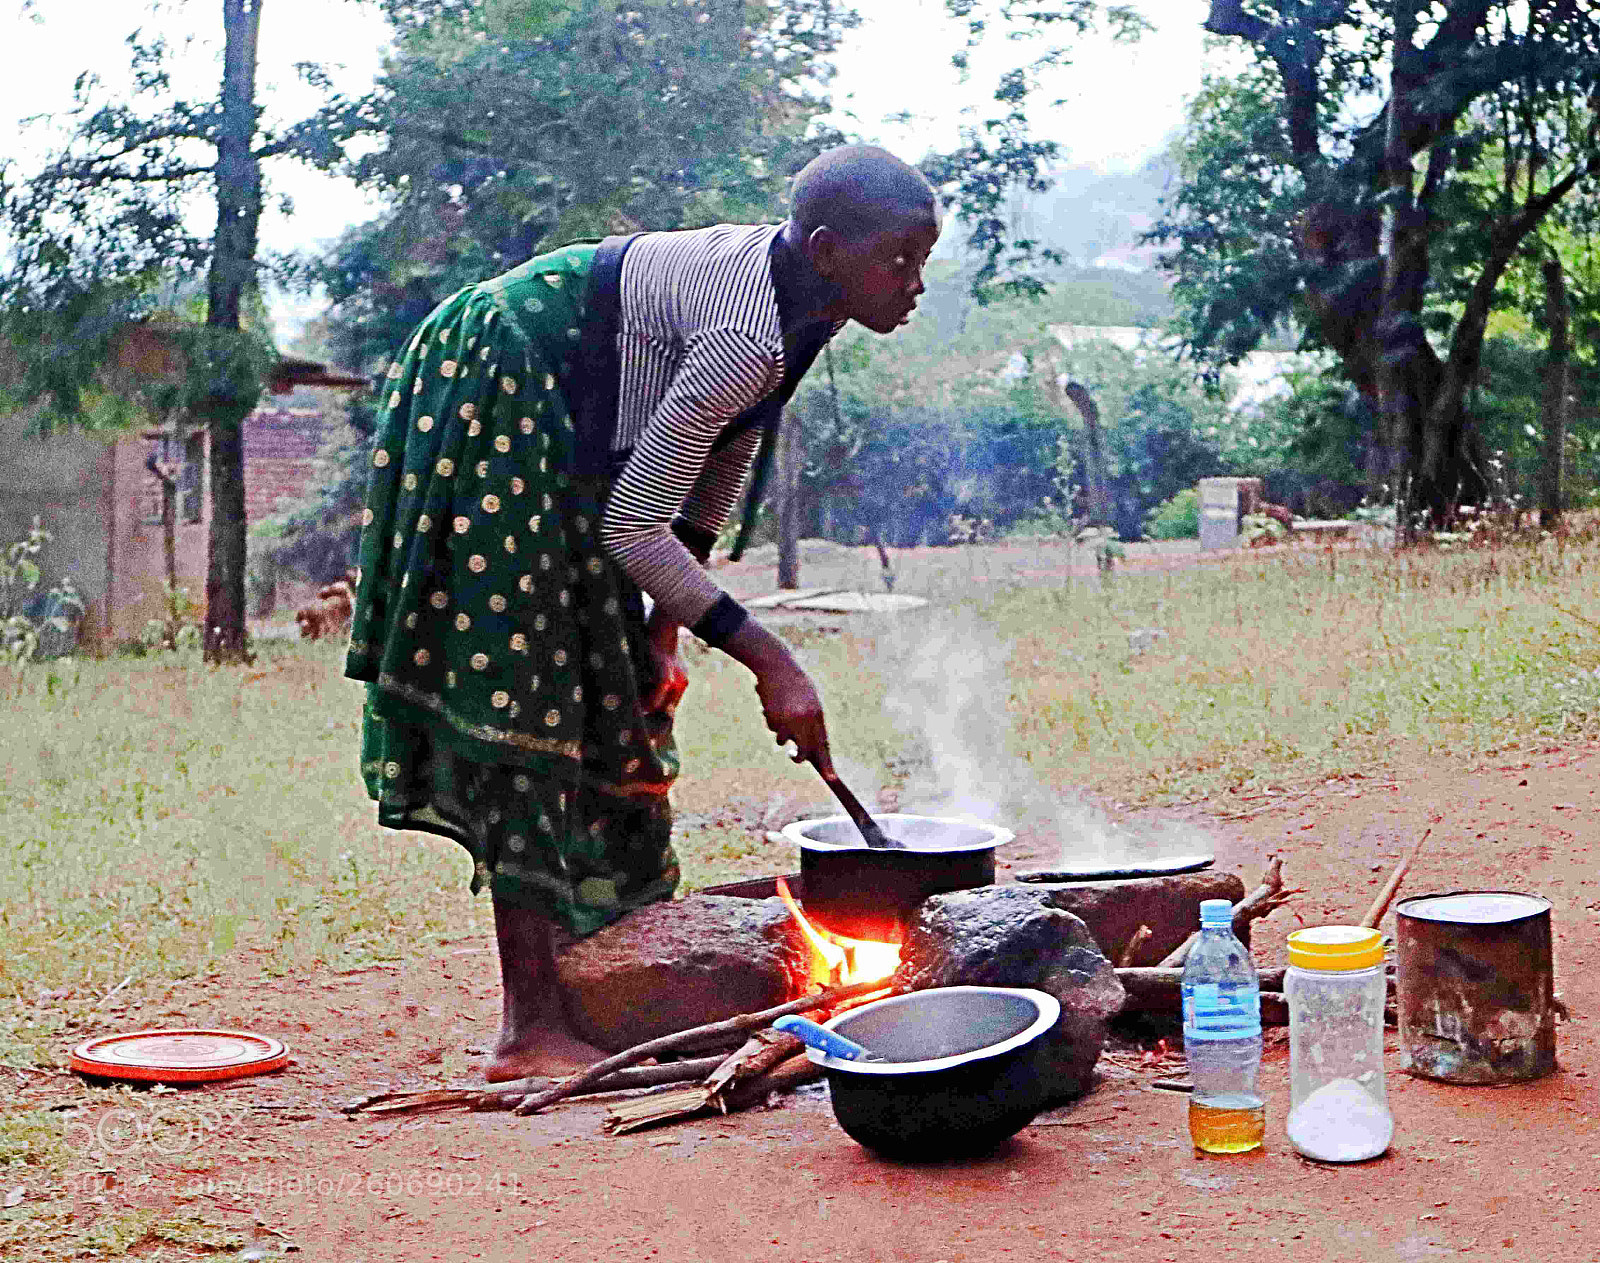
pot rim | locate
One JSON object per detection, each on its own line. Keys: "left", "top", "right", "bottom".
{"left": 806, "top": 986, "right": 1060, "bottom": 1076}
{"left": 782, "top": 813, "right": 1015, "bottom": 853}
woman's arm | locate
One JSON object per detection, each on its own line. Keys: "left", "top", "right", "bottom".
{"left": 598, "top": 327, "right": 778, "bottom": 641}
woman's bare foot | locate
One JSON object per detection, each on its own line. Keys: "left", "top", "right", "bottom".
{"left": 484, "top": 897, "right": 608, "bottom": 1082}
{"left": 485, "top": 1020, "right": 608, "bottom": 1082}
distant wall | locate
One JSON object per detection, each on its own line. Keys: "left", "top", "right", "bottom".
{"left": 244, "top": 396, "right": 337, "bottom": 524}
{"left": 0, "top": 408, "right": 114, "bottom": 641}
{"left": 107, "top": 428, "right": 209, "bottom": 643}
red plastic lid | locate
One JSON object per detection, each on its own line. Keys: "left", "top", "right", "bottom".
{"left": 69, "top": 1029, "right": 289, "bottom": 1083}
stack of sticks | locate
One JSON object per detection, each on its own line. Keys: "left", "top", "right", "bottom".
{"left": 341, "top": 976, "right": 895, "bottom": 1128}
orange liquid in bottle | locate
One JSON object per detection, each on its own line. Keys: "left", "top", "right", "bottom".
{"left": 1188, "top": 1095, "right": 1266, "bottom": 1153}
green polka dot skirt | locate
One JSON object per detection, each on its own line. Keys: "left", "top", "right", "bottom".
{"left": 347, "top": 243, "right": 680, "bottom": 936}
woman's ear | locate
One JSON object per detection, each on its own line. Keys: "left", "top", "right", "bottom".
{"left": 806, "top": 225, "right": 844, "bottom": 281}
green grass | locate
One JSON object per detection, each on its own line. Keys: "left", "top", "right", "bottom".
{"left": 5, "top": 536, "right": 1600, "bottom": 1061}
{"left": 995, "top": 537, "right": 1600, "bottom": 800}
{"left": 7, "top": 1206, "right": 246, "bottom": 1262}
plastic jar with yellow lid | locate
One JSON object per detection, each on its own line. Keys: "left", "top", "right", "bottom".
{"left": 1284, "top": 926, "right": 1394, "bottom": 1162}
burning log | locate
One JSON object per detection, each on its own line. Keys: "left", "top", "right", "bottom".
{"left": 1158, "top": 855, "right": 1294, "bottom": 968}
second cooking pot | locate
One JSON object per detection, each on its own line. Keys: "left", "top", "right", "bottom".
{"left": 781, "top": 813, "right": 1011, "bottom": 942}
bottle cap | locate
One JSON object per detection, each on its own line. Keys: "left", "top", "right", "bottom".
{"left": 1287, "top": 925, "right": 1384, "bottom": 971}
{"left": 1198, "top": 898, "right": 1234, "bottom": 927}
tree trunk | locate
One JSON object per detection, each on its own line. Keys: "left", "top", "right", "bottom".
{"left": 1539, "top": 257, "right": 1571, "bottom": 531}
{"left": 1062, "top": 382, "right": 1110, "bottom": 527}
{"left": 1376, "top": 11, "right": 1427, "bottom": 542}
{"left": 202, "top": 0, "right": 264, "bottom": 665}
{"left": 775, "top": 407, "right": 804, "bottom": 589}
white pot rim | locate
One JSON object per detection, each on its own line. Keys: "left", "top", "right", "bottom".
{"left": 780, "top": 812, "right": 1015, "bottom": 853}
{"left": 807, "top": 986, "right": 1060, "bottom": 1075}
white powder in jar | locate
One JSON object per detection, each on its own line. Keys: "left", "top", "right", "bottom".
{"left": 1286, "top": 1078, "right": 1394, "bottom": 1162}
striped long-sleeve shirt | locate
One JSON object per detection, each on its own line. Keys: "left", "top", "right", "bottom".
{"left": 600, "top": 223, "right": 840, "bottom": 642}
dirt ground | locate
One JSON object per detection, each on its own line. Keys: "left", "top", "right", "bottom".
{"left": 19, "top": 735, "right": 1599, "bottom": 1262}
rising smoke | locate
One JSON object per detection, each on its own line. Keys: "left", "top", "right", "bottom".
{"left": 874, "top": 612, "right": 1212, "bottom": 869}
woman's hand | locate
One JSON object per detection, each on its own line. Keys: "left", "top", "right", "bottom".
{"left": 721, "top": 620, "right": 833, "bottom": 771}
{"left": 642, "top": 608, "right": 688, "bottom": 717}
{"left": 755, "top": 658, "right": 833, "bottom": 773}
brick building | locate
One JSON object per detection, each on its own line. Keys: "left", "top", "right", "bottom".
{"left": 244, "top": 394, "right": 343, "bottom": 525}
{"left": 0, "top": 348, "right": 364, "bottom": 648}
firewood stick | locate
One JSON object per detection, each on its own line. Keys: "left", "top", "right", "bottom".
{"left": 1159, "top": 855, "right": 1289, "bottom": 968}
{"left": 722, "top": 1052, "right": 823, "bottom": 1109}
{"left": 1361, "top": 824, "right": 1434, "bottom": 929}
{"left": 1117, "top": 966, "right": 1394, "bottom": 1024}
{"left": 474, "top": 1056, "right": 728, "bottom": 1106}
{"left": 1118, "top": 966, "right": 1287, "bottom": 997}
{"left": 705, "top": 1030, "right": 804, "bottom": 1103}
{"left": 512, "top": 977, "right": 898, "bottom": 1115}
{"left": 1118, "top": 924, "right": 1154, "bottom": 967}
{"left": 343, "top": 1055, "right": 733, "bottom": 1117}
{"left": 605, "top": 1052, "right": 824, "bottom": 1135}
{"left": 1117, "top": 967, "right": 1290, "bottom": 1026}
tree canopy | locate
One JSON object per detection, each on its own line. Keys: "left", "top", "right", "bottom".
{"left": 319, "top": 0, "right": 859, "bottom": 365}
{"left": 0, "top": 1, "right": 350, "bottom": 660}
{"left": 1150, "top": 0, "right": 1600, "bottom": 524}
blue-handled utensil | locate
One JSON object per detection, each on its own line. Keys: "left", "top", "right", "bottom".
{"left": 774, "top": 1015, "right": 885, "bottom": 1062}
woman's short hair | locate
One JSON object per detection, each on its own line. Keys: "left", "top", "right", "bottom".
{"left": 790, "top": 145, "right": 937, "bottom": 240}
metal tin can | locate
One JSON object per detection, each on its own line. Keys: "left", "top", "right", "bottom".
{"left": 1395, "top": 891, "right": 1555, "bottom": 1084}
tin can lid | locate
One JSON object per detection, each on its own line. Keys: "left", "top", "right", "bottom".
{"left": 1397, "top": 891, "right": 1550, "bottom": 924}
{"left": 1288, "top": 925, "right": 1384, "bottom": 971}
{"left": 69, "top": 1029, "right": 289, "bottom": 1084}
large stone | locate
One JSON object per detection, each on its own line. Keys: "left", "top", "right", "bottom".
{"left": 893, "top": 886, "right": 1126, "bottom": 1104}
{"left": 555, "top": 896, "right": 807, "bottom": 1052}
{"left": 1027, "top": 871, "right": 1248, "bottom": 965}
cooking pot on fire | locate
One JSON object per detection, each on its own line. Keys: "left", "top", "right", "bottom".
{"left": 781, "top": 814, "right": 1013, "bottom": 943}
{"left": 805, "top": 986, "right": 1061, "bottom": 1160}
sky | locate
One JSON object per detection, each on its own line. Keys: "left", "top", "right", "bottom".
{"left": 2, "top": 0, "right": 1228, "bottom": 328}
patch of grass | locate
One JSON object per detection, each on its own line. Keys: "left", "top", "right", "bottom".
{"left": 0, "top": 639, "right": 484, "bottom": 1053}
{"left": 0, "top": 1107, "right": 68, "bottom": 1175}
{"left": 58, "top": 1210, "right": 243, "bottom": 1260}
{"left": 0, "top": 1110, "right": 69, "bottom": 1263}
{"left": 993, "top": 537, "right": 1600, "bottom": 800}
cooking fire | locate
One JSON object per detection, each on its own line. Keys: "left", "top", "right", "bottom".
{"left": 776, "top": 877, "right": 901, "bottom": 988}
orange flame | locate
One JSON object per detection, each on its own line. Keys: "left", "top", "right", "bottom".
{"left": 776, "top": 877, "right": 900, "bottom": 987}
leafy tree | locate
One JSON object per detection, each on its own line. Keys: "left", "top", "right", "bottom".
{"left": 1150, "top": 0, "right": 1600, "bottom": 529}
{"left": 0, "top": 1, "right": 347, "bottom": 662}
{"left": 271, "top": 0, "right": 860, "bottom": 584}
{"left": 320, "top": 0, "right": 858, "bottom": 367}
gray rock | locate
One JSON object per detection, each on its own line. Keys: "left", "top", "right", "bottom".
{"left": 555, "top": 896, "right": 807, "bottom": 1052}
{"left": 1033, "top": 871, "right": 1248, "bottom": 965}
{"left": 893, "top": 886, "right": 1126, "bottom": 1104}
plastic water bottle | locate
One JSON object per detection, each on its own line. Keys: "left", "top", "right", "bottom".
{"left": 1181, "top": 898, "right": 1264, "bottom": 1153}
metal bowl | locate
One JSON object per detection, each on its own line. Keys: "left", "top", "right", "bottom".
{"left": 805, "top": 986, "right": 1061, "bottom": 1161}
